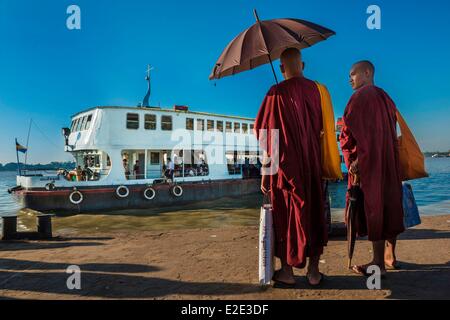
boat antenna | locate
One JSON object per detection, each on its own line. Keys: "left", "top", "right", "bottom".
{"left": 24, "top": 118, "right": 32, "bottom": 168}
{"left": 142, "top": 64, "right": 154, "bottom": 107}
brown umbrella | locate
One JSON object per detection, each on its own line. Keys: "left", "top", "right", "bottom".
{"left": 346, "top": 175, "right": 365, "bottom": 269}
{"left": 209, "top": 9, "right": 335, "bottom": 83}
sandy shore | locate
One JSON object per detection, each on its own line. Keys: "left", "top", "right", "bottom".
{"left": 0, "top": 214, "right": 449, "bottom": 300}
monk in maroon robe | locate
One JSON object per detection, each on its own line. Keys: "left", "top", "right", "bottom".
{"left": 340, "top": 61, "right": 404, "bottom": 276}
{"left": 254, "top": 48, "right": 327, "bottom": 287}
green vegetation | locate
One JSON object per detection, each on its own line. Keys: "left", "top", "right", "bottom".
{"left": 0, "top": 161, "right": 75, "bottom": 172}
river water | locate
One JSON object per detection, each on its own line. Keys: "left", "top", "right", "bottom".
{"left": 0, "top": 158, "right": 448, "bottom": 233}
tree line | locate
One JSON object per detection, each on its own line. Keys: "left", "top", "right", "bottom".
{"left": 0, "top": 161, "right": 76, "bottom": 172}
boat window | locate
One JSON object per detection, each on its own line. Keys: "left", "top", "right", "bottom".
{"left": 183, "top": 150, "right": 209, "bottom": 177}
{"left": 62, "top": 150, "right": 112, "bottom": 182}
{"left": 226, "top": 151, "right": 241, "bottom": 175}
{"left": 161, "top": 115, "right": 172, "bottom": 131}
{"left": 207, "top": 120, "right": 214, "bottom": 131}
{"left": 217, "top": 121, "right": 223, "bottom": 132}
{"left": 242, "top": 123, "right": 248, "bottom": 134}
{"left": 145, "top": 114, "right": 156, "bottom": 130}
{"left": 234, "top": 122, "right": 241, "bottom": 133}
{"left": 75, "top": 117, "right": 84, "bottom": 132}
{"left": 226, "top": 151, "right": 261, "bottom": 177}
{"left": 73, "top": 118, "right": 78, "bottom": 132}
{"left": 70, "top": 120, "right": 76, "bottom": 131}
{"left": 127, "top": 113, "right": 139, "bottom": 129}
{"left": 84, "top": 115, "right": 92, "bottom": 131}
{"left": 197, "top": 119, "right": 205, "bottom": 131}
{"left": 150, "top": 152, "right": 160, "bottom": 165}
{"left": 186, "top": 118, "right": 194, "bottom": 130}
{"left": 226, "top": 122, "right": 232, "bottom": 132}
{"left": 250, "top": 124, "right": 254, "bottom": 133}
{"left": 86, "top": 115, "right": 93, "bottom": 130}
{"left": 80, "top": 116, "right": 88, "bottom": 131}
{"left": 79, "top": 116, "right": 86, "bottom": 131}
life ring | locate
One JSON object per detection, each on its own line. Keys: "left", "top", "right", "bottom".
{"left": 45, "top": 182, "right": 55, "bottom": 191}
{"left": 69, "top": 190, "right": 83, "bottom": 205}
{"left": 171, "top": 185, "right": 183, "bottom": 197}
{"left": 116, "top": 185, "right": 130, "bottom": 198}
{"left": 143, "top": 187, "right": 156, "bottom": 200}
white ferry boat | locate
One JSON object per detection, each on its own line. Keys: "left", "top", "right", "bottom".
{"left": 10, "top": 71, "right": 261, "bottom": 213}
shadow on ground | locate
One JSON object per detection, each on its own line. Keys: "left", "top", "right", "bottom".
{"left": 0, "top": 241, "right": 105, "bottom": 251}
{"left": 0, "top": 269, "right": 261, "bottom": 299}
{"left": 0, "top": 258, "right": 160, "bottom": 273}
{"left": 0, "top": 258, "right": 448, "bottom": 299}
{"left": 329, "top": 227, "right": 450, "bottom": 242}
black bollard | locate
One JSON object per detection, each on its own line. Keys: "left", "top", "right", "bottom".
{"left": 1, "top": 216, "right": 18, "bottom": 240}
{"left": 37, "top": 214, "right": 54, "bottom": 239}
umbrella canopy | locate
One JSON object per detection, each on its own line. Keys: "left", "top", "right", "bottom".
{"left": 209, "top": 10, "right": 335, "bottom": 82}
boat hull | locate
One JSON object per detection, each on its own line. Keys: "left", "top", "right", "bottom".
{"left": 14, "top": 178, "right": 261, "bottom": 213}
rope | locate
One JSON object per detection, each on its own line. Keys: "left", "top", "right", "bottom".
{"left": 30, "top": 119, "right": 61, "bottom": 150}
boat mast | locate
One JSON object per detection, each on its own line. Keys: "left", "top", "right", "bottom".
{"left": 24, "top": 118, "right": 32, "bottom": 167}
{"left": 142, "top": 64, "right": 153, "bottom": 107}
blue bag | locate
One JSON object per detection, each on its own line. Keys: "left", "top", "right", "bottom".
{"left": 402, "top": 182, "right": 421, "bottom": 228}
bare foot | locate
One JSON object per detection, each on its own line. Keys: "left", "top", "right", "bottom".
{"left": 272, "top": 269, "right": 295, "bottom": 285}
{"left": 351, "top": 263, "right": 387, "bottom": 277}
{"left": 306, "top": 271, "right": 323, "bottom": 286}
{"left": 385, "top": 260, "right": 401, "bottom": 270}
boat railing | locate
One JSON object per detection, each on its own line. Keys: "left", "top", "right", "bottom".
{"left": 21, "top": 169, "right": 58, "bottom": 177}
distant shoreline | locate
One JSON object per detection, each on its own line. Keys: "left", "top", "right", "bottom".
{"left": 0, "top": 161, "right": 75, "bottom": 172}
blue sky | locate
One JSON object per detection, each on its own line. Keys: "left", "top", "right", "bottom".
{"left": 0, "top": 0, "right": 449, "bottom": 164}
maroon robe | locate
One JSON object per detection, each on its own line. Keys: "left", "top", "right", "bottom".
{"left": 340, "top": 85, "right": 404, "bottom": 241}
{"left": 254, "top": 77, "right": 327, "bottom": 269}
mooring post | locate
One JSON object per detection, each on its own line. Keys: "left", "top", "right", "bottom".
{"left": 1, "top": 216, "right": 18, "bottom": 240}
{"left": 37, "top": 214, "right": 54, "bottom": 239}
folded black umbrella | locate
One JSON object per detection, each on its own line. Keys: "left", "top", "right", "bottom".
{"left": 346, "top": 177, "right": 365, "bottom": 269}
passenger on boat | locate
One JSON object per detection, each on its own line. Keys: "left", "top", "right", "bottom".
{"left": 123, "top": 158, "right": 131, "bottom": 180}
{"left": 75, "top": 165, "right": 83, "bottom": 181}
{"left": 57, "top": 169, "right": 74, "bottom": 181}
{"left": 133, "top": 160, "right": 142, "bottom": 179}
{"left": 164, "top": 157, "right": 174, "bottom": 181}
{"left": 83, "top": 165, "right": 94, "bottom": 181}
{"left": 242, "top": 158, "right": 250, "bottom": 179}
{"left": 196, "top": 159, "right": 208, "bottom": 176}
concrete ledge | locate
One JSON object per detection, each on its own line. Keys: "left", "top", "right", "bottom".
{"left": 1, "top": 214, "right": 54, "bottom": 241}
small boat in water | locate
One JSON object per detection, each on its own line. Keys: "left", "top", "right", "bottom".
{"left": 10, "top": 69, "right": 261, "bottom": 213}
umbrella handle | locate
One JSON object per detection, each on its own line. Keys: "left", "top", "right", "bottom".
{"left": 351, "top": 173, "right": 360, "bottom": 186}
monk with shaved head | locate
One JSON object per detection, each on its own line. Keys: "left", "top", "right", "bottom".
{"left": 340, "top": 61, "right": 404, "bottom": 277}
{"left": 254, "top": 47, "right": 334, "bottom": 288}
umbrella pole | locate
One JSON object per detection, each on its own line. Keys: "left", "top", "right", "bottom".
{"left": 253, "top": 9, "right": 279, "bottom": 85}
{"left": 268, "top": 55, "right": 279, "bottom": 85}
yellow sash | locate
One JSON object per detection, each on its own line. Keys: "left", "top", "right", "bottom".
{"left": 315, "top": 82, "right": 343, "bottom": 180}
